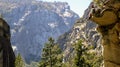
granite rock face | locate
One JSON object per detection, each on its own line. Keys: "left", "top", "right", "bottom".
{"left": 0, "top": 0, "right": 79, "bottom": 63}
{"left": 57, "top": 3, "right": 102, "bottom": 63}
{"left": 89, "top": 0, "right": 120, "bottom": 66}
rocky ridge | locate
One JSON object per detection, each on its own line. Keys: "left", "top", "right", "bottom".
{"left": 57, "top": 3, "right": 103, "bottom": 62}
{"left": 0, "top": 0, "right": 79, "bottom": 63}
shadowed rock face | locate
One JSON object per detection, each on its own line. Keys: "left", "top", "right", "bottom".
{"left": 89, "top": 0, "right": 120, "bottom": 67}
{"left": 0, "top": 18, "right": 15, "bottom": 67}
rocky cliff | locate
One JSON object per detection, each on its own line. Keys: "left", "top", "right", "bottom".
{"left": 58, "top": 0, "right": 120, "bottom": 66}
{"left": 89, "top": 0, "right": 120, "bottom": 66}
{"left": 0, "top": 0, "right": 79, "bottom": 63}
{"left": 57, "top": 3, "right": 103, "bottom": 62}
{"left": 0, "top": 18, "right": 15, "bottom": 67}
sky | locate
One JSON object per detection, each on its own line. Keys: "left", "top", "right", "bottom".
{"left": 42, "top": 0, "right": 92, "bottom": 17}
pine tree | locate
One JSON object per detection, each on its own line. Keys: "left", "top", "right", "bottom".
{"left": 73, "top": 40, "right": 103, "bottom": 67}
{"left": 39, "top": 37, "right": 62, "bottom": 67}
{"left": 15, "top": 53, "right": 25, "bottom": 67}
{"left": 73, "top": 40, "right": 88, "bottom": 67}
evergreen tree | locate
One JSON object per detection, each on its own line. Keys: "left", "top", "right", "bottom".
{"left": 39, "top": 37, "right": 62, "bottom": 67}
{"left": 73, "top": 40, "right": 103, "bottom": 67}
{"left": 15, "top": 53, "right": 25, "bottom": 67}
{"left": 73, "top": 40, "right": 88, "bottom": 67}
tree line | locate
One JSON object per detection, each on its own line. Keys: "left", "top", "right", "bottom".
{"left": 15, "top": 37, "right": 103, "bottom": 67}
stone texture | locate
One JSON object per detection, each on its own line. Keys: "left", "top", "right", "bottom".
{"left": 57, "top": 18, "right": 102, "bottom": 62}
{"left": 0, "top": 18, "right": 15, "bottom": 67}
{"left": 89, "top": 0, "right": 120, "bottom": 66}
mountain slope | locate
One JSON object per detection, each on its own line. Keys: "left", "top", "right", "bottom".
{"left": 0, "top": 0, "right": 79, "bottom": 63}
{"left": 57, "top": 3, "right": 102, "bottom": 62}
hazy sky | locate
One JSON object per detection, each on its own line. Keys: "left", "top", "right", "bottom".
{"left": 43, "top": 0, "right": 92, "bottom": 17}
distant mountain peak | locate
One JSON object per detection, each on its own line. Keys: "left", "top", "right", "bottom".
{"left": 0, "top": 1, "right": 79, "bottom": 63}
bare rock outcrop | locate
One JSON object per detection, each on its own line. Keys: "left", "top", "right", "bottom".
{"left": 89, "top": 0, "right": 120, "bottom": 66}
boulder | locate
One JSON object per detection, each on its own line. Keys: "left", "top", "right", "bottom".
{"left": 89, "top": 1, "right": 120, "bottom": 66}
